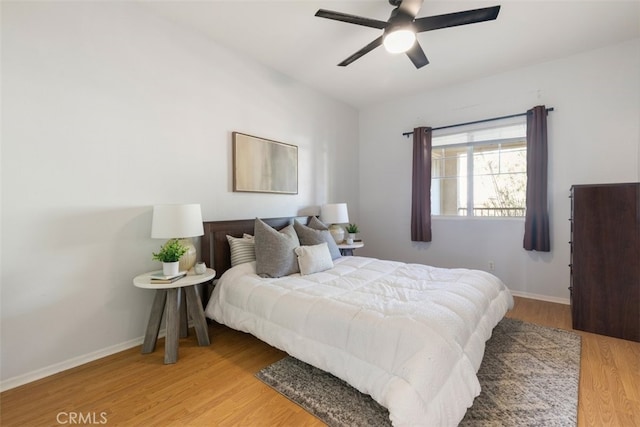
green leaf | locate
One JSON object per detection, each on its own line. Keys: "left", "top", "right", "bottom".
{"left": 152, "top": 239, "right": 188, "bottom": 262}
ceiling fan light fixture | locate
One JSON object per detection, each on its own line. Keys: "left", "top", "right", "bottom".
{"left": 316, "top": 3, "right": 501, "bottom": 68}
{"left": 383, "top": 29, "right": 416, "bottom": 54}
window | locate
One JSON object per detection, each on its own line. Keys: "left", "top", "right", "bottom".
{"left": 431, "top": 121, "right": 527, "bottom": 217}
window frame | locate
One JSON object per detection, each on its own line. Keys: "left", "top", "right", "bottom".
{"left": 431, "top": 120, "right": 527, "bottom": 218}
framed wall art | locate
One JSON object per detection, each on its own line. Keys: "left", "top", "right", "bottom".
{"left": 232, "top": 132, "right": 298, "bottom": 194}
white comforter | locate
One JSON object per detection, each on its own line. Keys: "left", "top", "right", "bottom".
{"left": 205, "top": 256, "right": 513, "bottom": 426}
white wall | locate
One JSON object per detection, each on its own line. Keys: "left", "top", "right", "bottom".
{"left": 358, "top": 38, "right": 640, "bottom": 303}
{"left": 2, "top": 1, "right": 638, "bottom": 391}
{"left": 0, "top": 2, "right": 359, "bottom": 388}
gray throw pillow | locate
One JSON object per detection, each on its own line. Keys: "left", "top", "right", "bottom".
{"left": 308, "top": 216, "right": 329, "bottom": 230}
{"left": 254, "top": 218, "right": 300, "bottom": 278}
{"left": 294, "top": 218, "right": 342, "bottom": 260}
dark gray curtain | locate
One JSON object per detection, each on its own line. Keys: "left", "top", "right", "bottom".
{"left": 523, "top": 105, "right": 550, "bottom": 251}
{"left": 411, "top": 127, "right": 432, "bottom": 242}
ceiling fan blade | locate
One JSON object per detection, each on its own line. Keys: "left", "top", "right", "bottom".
{"left": 338, "top": 36, "right": 384, "bottom": 67}
{"left": 315, "top": 9, "right": 388, "bottom": 29}
{"left": 406, "top": 41, "right": 429, "bottom": 68}
{"left": 397, "top": 0, "right": 424, "bottom": 19}
{"left": 413, "top": 5, "right": 501, "bottom": 33}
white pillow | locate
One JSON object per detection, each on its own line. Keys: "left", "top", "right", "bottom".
{"left": 227, "top": 234, "right": 256, "bottom": 266}
{"left": 295, "top": 243, "right": 334, "bottom": 275}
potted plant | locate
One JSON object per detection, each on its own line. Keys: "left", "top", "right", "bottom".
{"left": 152, "top": 239, "right": 188, "bottom": 276}
{"left": 345, "top": 223, "right": 359, "bottom": 245}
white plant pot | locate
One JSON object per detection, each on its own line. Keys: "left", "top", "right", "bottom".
{"left": 346, "top": 233, "right": 356, "bottom": 245}
{"left": 163, "top": 261, "right": 180, "bottom": 276}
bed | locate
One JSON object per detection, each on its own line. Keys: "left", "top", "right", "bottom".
{"left": 201, "top": 217, "right": 514, "bottom": 426}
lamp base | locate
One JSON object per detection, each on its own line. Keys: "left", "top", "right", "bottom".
{"left": 328, "top": 224, "right": 345, "bottom": 244}
{"left": 178, "top": 238, "right": 197, "bottom": 272}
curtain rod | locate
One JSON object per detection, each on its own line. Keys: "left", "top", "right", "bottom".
{"left": 402, "top": 107, "right": 554, "bottom": 137}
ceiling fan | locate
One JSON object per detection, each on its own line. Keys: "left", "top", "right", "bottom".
{"left": 315, "top": 0, "right": 501, "bottom": 69}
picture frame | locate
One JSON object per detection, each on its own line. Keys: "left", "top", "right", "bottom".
{"left": 232, "top": 132, "right": 298, "bottom": 194}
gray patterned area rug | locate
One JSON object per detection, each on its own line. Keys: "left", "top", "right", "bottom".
{"left": 256, "top": 318, "right": 581, "bottom": 426}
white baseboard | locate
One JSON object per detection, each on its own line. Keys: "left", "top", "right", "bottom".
{"left": 0, "top": 319, "right": 198, "bottom": 392}
{"left": 0, "top": 336, "right": 144, "bottom": 392}
{"left": 510, "top": 290, "right": 570, "bottom": 305}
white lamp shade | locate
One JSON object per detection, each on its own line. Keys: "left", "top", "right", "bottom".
{"left": 320, "top": 203, "right": 349, "bottom": 224}
{"left": 151, "top": 204, "right": 204, "bottom": 238}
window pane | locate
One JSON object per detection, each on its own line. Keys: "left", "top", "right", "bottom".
{"left": 473, "top": 173, "right": 526, "bottom": 216}
{"left": 474, "top": 145, "right": 500, "bottom": 175}
{"left": 431, "top": 146, "right": 468, "bottom": 215}
{"left": 500, "top": 146, "right": 526, "bottom": 173}
{"left": 432, "top": 156, "right": 444, "bottom": 178}
{"left": 432, "top": 146, "right": 467, "bottom": 179}
{"left": 431, "top": 177, "right": 466, "bottom": 216}
{"left": 469, "top": 140, "right": 526, "bottom": 216}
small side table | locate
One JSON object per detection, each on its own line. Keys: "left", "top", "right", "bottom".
{"left": 338, "top": 241, "right": 364, "bottom": 256}
{"left": 133, "top": 268, "right": 215, "bottom": 364}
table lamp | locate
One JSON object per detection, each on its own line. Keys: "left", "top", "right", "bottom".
{"left": 151, "top": 204, "right": 204, "bottom": 272}
{"left": 320, "top": 203, "right": 349, "bottom": 244}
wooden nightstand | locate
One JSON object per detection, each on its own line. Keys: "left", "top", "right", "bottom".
{"left": 133, "top": 268, "right": 215, "bottom": 364}
{"left": 337, "top": 241, "right": 364, "bottom": 256}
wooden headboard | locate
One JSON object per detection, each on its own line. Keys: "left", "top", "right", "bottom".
{"left": 200, "top": 216, "right": 310, "bottom": 279}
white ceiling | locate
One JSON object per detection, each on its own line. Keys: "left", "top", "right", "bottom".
{"left": 142, "top": 0, "right": 640, "bottom": 109}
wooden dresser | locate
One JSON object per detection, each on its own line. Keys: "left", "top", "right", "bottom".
{"left": 569, "top": 183, "right": 639, "bottom": 342}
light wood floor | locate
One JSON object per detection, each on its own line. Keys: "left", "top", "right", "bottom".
{"left": 1, "top": 296, "right": 638, "bottom": 426}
